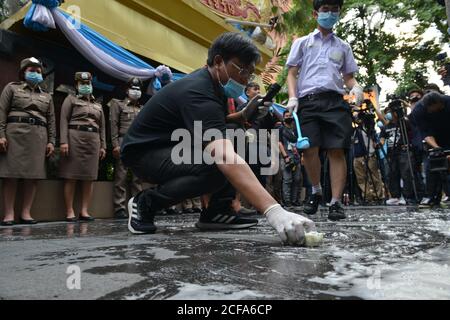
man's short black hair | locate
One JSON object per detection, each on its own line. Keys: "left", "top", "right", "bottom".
{"left": 313, "top": 0, "right": 343, "bottom": 10}
{"left": 422, "top": 92, "right": 445, "bottom": 108}
{"left": 246, "top": 82, "right": 260, "bottom": 91}
{"left": 423, "top": 83, "right": 443, "bottom": 94}
{"left": 207, "top": 32, "right": 261, "bottom": 67}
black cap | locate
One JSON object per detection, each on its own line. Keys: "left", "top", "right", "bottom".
{"left": 75, "top": 72, "right": 92, "bottom": 82}
{"left": 127, "top": 77, "right": 143, "bottom": 89}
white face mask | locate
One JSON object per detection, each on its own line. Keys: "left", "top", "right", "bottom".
{"left": 128, "top": 89, "right": 142, "bottom": 100}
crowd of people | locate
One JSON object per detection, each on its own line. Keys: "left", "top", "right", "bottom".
{"left": 1, "top": 0, "right": 449, "bottom": 247}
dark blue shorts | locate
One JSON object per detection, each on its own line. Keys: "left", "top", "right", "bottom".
{"left": 297, "top": 95, "right": 353, "bottom": 149}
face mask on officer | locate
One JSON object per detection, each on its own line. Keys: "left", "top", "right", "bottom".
{"left": 217, "top": 61, "right": 246, "bottom": 100}
{"left": 128, "top": 88, "right": 142, "bottom": 100}
{"left": 78, "top": 83, "right": 93, "bottom": 96}
{"left": 25, "top": 71, "right": 43, "bottom": 86}
{"left": 385, "top": 112, "right": 393, "bottom": 121}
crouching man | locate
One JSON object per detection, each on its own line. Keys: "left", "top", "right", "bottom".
{"left": 121, "top": 32, "right": 316, "bottom": 245}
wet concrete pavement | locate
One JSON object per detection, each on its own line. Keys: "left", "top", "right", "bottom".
{"left": 0, "top": 206, "right": 449, "bottom": 300}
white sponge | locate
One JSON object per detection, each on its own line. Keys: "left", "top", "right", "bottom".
{"left": 304, "top": 232, "right": 324, "bottom": 247}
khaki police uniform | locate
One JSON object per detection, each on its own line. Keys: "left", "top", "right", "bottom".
{"left": 59, "top": 94, "right": 106, "bottom": 180}
{"left": 109, "top": 98, "right": 142, "bottom": 212}
{"left": 0, "top": 82, "right": 56, "bottom": 179}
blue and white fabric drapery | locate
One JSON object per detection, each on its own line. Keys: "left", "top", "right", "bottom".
{"left": 23, "top": 0, "right": 168, "bottom": 84}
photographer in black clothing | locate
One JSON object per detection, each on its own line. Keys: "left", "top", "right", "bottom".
{"left": 279, "top": 111, "right": 302, "bottom": 207}
{"left": 410, "top": 92, "right": 450, "bottom": 205}
{"left": 407, "top": 89, "right": 427, "bottom": 200}
{"left": 380, "top": 102, "right": 416, "bottom": 204}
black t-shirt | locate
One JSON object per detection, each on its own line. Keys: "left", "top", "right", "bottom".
{"left": 380, "top": 121, "right": 412, "bottom": 150}
{"left": 410, "top": 96, "right": 450, "bottom": 149}
{"left": 121, "top": 68, "right": 228, "bottom": 163}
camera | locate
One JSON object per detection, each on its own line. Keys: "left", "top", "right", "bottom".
{"left": 428, "top": 147, "right": 450, "bottom": 173}
{"left": 436, "top": 52, "right": 450, "bottom": 86}
{"left": 352, "top": 99, "right": 376, "bottom": 128}
{"left": 386, "top": 96, "right": 406, "bottom": 119}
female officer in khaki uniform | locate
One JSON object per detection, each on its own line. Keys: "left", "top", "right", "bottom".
{"left": 59, "top": 72, "right": 106, "bottom": 222}
{"left": 0, "top": 57, "right": 56, "bottom": 226}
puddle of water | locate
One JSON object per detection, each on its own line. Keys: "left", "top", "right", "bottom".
{"left": 167, "top": 281, "right": 271, "bottom": 300}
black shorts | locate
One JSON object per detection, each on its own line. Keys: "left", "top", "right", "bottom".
{"left": 297, "top": 95, "right": 353, "bottom": 149}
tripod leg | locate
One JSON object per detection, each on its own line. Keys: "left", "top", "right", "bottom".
{"left": 398, "top": 119, "right": 419, "bottom": 203}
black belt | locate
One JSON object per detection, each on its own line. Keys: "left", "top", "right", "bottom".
{"left": 69, "top": 125, "right": 99, "bottom": 133}
{"left": 7, "top": 116, "right": 46, "bottom": 127}
{"left": 299, "top": 91, "right": 343, "bottom": 102}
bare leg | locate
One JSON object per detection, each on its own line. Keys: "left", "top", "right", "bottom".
{"left": 21, "top": 179, "right": 37, "bottom": 220}
{"left": 302, "top": 147, "right": 321, "bottom": 187}
{"left": 328, "top": 149, "right": 347, "bottom": 200}
{"left": 80, "top": 181, "right": 94, "bottom": 217}
{"left": 2, "top": 178, "right": 18, "bottom": 222}
{"left": 64, "top": 179, "right": 77, "bottom": 219}
{"left": 232, "top": 193, "right": 242, "bottom": 212}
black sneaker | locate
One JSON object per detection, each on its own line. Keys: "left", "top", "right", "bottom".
{"left": 328, "top": 202, "right": 346, "bottom": 221}
{"left": 304, "top": 194, "right": 322, "bottom": 215}
{"left": 114, "top": 209, "right": 128, "bottom": 220}
{"left": 128, "top": 193, "right": 157, "bottom": 234}
{"left": 196, "top": 205, "right": 258, "bottom": 230}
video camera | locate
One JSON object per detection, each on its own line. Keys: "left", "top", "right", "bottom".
{"left": 386, "top": 94, "right": 407, "bottom": 119}
{"left": 428, "top": 147, "right": 450, "bottom": 173}
{"left": 352, "top": 99, "right": 377, "bottom": 130}
{"left": 436, "top": 52, "right": 450, "bottom": 86}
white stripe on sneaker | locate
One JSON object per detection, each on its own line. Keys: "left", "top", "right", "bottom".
{"left": 212, "top": 214, "right": 223, "bottom": 222}
{"left": 218, "top": 215, "right": 230, "bottom": 223}
{"left": 224, "top": 216, "right": 235, "bottom": 224}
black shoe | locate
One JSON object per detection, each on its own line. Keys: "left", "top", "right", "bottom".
{"left": 128, "top": 194, "right": 157, "bottom": 234}
{"left": 196, "top": 204, "right": 258, "bottom": 230}
{"left": 182, "top": 208, "right": 195, "bottom": 214}
{"left": 79, "top": 215, "right": 95, "bottom": 222}
{"left": 304, "top": 194, "right": 322, "bottom": 215}
{"left": 328, "top": 202, "right": 346, "bottom": 221}
{"left": 292, "top": 201, "right": 302, "bottom": 207}
{"left": 283, "top": 201, "right": 292, "bottom": 208}
{"left": 66, "top": 217, "right": 78, "bottom": 223}
{"left": 19, "top": 218, "right": 38, "bottom": 225}
{"left": 114, "top": 209, "right": 128, "bottom": 220}
{"left": 1, "top": 220, "right": 15, "bottom": 226}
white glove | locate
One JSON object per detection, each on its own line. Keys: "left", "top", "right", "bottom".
{"left": 350, "top": 85, "right": 364, "bottom": 107}
{"left": 265, "top": 204, "right": 316, "bottom": 245}
{"left": 286, "top": 97, "right": 298, "bottom": 113}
